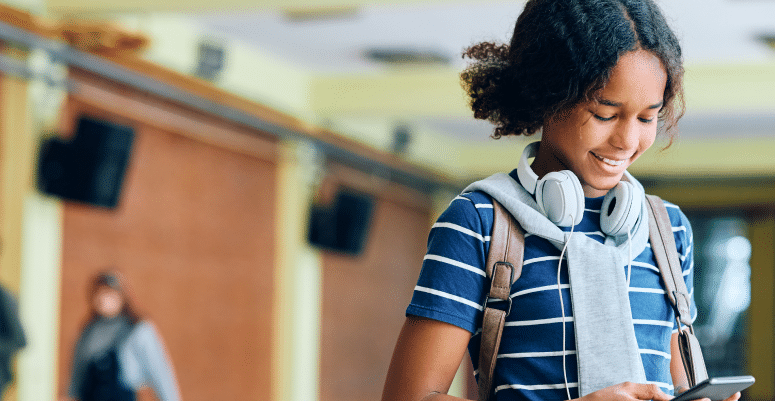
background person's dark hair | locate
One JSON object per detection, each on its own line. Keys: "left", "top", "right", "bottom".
{"left": 461, "top": 0, "right": 684, "bottom": 142}
{"left": 86, "top": 270, "right": 142, "bottom": 326}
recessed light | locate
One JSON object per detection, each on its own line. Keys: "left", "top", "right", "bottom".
{"left": 284, "top": 7, "right": 360, "bottom": 23}
{"left": 364, "top": 48, "right": 451, "bottom": 67}
{"left": 756, "top": 33, "right": 775, "bottom": 50}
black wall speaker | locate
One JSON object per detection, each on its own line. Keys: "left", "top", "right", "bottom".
{"left": 308, "top": 189, "right": 374, "bottom": 255}
{"left": 37, "top": 117, "right": 135, "bottom": 209}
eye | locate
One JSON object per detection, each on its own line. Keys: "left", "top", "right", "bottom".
{"left": 594, "top": 114, "right": 615, "bottom": 122}
{"left": 638, "top": 117, "right": 656, "bottom": 123}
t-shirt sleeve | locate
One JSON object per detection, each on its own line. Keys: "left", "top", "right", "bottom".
{"left": 406, "top": 194, "right": 491, "bottom": 334}
{"left": 668, "top": 203, "right": 698, "bottom": 331}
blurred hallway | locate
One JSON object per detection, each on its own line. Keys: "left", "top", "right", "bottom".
{"left": 0, "top": 0, "right": 773, "bottom": 400}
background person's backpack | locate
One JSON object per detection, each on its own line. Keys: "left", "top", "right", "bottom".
{"left": 80, "top": 336, "right": 135, "bottom": 401}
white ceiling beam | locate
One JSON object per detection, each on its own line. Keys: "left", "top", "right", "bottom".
{"left": 683, "top": 63, "right": 775, "bottom": 113}
{"left": 309, "top": 63, "right": 775, "bottom": 117}
{"left": 310, "top": 69, "right": 470, "bottom": 118}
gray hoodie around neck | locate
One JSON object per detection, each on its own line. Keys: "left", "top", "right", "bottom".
{"left": 464, "top": 171, "right": 650, "bottom": 396}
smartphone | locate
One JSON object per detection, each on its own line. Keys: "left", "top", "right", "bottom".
{"left": 672, "top": 376, "right": 755, "bottom": 401}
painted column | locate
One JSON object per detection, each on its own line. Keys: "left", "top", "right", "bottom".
{"left": 0, "top": 47, "right": 66, "bottom": 401}
{"left": 273, "top": 140, "right": 323, "bottom": 401}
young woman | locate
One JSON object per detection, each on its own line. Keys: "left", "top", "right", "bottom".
{"left": 382, "top": 1, "right": 741, "bottom": 401}
{"left": 65, "top": 271, "right": 180, "bottom": 401}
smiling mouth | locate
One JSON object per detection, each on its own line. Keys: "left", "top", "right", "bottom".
{"left": 591, "top": 152, "right": 627, "bottom": 167}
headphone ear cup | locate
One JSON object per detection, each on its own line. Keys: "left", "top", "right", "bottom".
{"left": 601, "top": 181, "right": 642, "bottom": 237}
{"left": 535, "top": 170, "right": 584, "bottom": 227}
{"left": 567, "top": 170, "right": 584, "bottom": 226}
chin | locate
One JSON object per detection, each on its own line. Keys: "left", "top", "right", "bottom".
{"left": 584, "top": 180, "right": 619, "bottom": 197}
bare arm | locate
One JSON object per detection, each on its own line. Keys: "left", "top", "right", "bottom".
{"left": 670, "top": 332, "right": 691, "bottom": 395}
{"left": 383, "top": 316, "right": 681, "bottom": 401}
{"left": 670, "top": 332, "right": 740, "bottom": 401}
{"left": 381, "top": 316, "right": 473, "bottom": 401}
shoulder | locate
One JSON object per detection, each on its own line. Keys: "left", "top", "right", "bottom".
{"left": 442, "top": 191, "right": 494, "bottom": 221}
{"left": 658, "top": 199, "right": 693, "bottom": 261}
{"left": 127, "top": 321, "right": 161, "bottom": 344}
{"left": 443, "top": 192, "right": 493, "bottom": 216}
{"left": 661, "top": 200, "right": 693, "bottom": 237}
{"left": 434, "top": 191, "right": 494, "bottom": 239}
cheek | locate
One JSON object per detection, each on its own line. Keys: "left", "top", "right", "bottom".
{"left": 639, "top": 126, "right": 658, "bottom": 151}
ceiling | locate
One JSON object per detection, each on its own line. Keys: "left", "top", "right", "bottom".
{"left": 183, "top": 0, "right": 775, "bottom": 140}
{"left": 43, "top": 0, "right": 775, "bottom": 152}
{"left": 186, "top": 0, "right": 775, "bottom": 73}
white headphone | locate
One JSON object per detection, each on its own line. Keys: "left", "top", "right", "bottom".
{"left": 517, "top": 141, "right": 642, "bottom": 236}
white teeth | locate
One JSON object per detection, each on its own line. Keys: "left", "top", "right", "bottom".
{"left": 594, "top": 153, "right": 625, "bottom": 166}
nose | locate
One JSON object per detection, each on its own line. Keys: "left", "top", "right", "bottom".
{"left": 610, "top": 117, "right": 641, "bottom": 151}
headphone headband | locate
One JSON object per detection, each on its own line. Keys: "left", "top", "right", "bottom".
{"left": 517, "top": 141, "right": 540, "bottom": 195}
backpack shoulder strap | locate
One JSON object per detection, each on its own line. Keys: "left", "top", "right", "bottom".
{"left": 645, "top": 195, "right": 692, "bottom": 324}
{"left": 478, "top": 198, "right": 524, "bottom": 401}
{"left": 645, "top": 194, "right": 708, "bottom": 387}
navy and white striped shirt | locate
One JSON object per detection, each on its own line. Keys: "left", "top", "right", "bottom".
{"left": 406, "top": 172, "right": 696, "bottom": 401}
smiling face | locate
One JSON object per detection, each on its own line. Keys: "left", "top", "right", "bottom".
{"left": 531, "top": 49, "right": 668, "bottom": 198}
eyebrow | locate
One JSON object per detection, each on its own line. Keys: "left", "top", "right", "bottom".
{"left": 598, "top": 98, "right": 664, "bottom": 109}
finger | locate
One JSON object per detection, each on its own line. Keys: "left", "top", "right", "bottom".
{"left": 725, "top": 392, "right": 741, "bottom": 401}
{"left": 650, "top": 390, "right": 673, "bottom": 401}
{"left": 630, "top": 383, "right": 671, "bottom": 401}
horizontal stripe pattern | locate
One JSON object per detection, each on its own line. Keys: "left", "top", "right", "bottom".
{"left": 499, "top": 350, "right": 577, "bottom": 358}
{"left": 524, "top": 256, "right": 561, "bottom": 265}
{"left": 496, "top": 382, "right": 579, "bottom": 391}
{"left": 414, "top": 286, "right": 483, "bottom": 311}
{"left": 634, "top": 319, "right": 675, "bottom": 327}
{"left": 629, "top": 287, "right": 667, "bottom": 294}
{"left": 407, "top": 175, "right": 697, "bottom": 400}
{"left": 512, "top": 284, "right": 570, "bottom": 299}
{"left": 432, "top": 222, "right": 487, "bottom": 242}
{"left": 423, "top": 254, "right": 486, "bottom": 277}
{"left": 505, "top": 316, "right": 575, "bottom": 327}
{"left": 640, "top": 348, "right": 672, "bottom": 359}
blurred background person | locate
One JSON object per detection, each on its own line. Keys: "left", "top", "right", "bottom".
{"left": 0, "top": 282, "right": 25, "bottom": 399}
{"left": 63, "top": 271, "right": 180, "bottom": 401}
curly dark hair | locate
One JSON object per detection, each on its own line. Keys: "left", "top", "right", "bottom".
{"left": 461, "top": 0, "right": 684, "bottom": 140}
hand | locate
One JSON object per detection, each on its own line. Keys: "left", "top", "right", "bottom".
{"left": 673, "top": 388, "right": 741, "bottom": 401}
{"left": 579, "top": 382, "right": 673, "bottom": 401}
{"left": 718, "top": 392, "right": 741, "bottom": 401}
